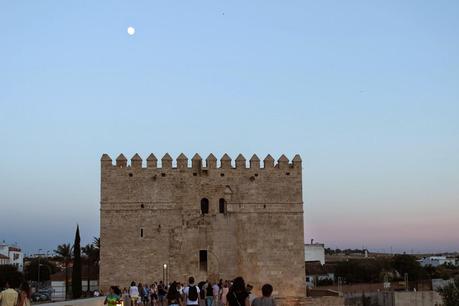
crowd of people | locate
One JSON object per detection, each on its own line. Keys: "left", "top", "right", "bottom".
{"left": 0, "top": 276, "right": 275, "bottom": 306}
{"left": 105, "top": 277, "right": 275, "bottom": 306}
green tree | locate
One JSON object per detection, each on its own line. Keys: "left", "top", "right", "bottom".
{"left": 438, "top": 278, "right": 459, "bottom": 306}
{"left": 24, "top": 258, "right": 58, "bottom": 282}
{"left": 82, "top": 243, "right": 98, "bottom": 294}
{"left": 72, "top": 225, "right": 82, "bottom": 299}
{"left": 93, "top": 237, "right": 100, "bottom": 250}
{"left": 335, "top": 259, "right": 386, "bottom": 283}
{"left": 54, "top": 243, "right": 72, "bottom": 299}
{"left": 392, "top": 254, "right": 425, "bottom": 281}
{"left": 91, "top": 237, "right": 100, "bottom": 266}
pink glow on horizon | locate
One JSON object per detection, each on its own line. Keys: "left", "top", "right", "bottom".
{"left": 304, "top": 213, "right": 459, "bottom": 253}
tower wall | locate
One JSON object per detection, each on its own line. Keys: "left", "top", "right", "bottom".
{"left": 100, "top": 153, "right": 305, "bottom": 298}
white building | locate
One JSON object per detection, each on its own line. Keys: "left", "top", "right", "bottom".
{"left": 418, "top": 256, "right": 456, "bottom": 267}
{"left": 50, "top": 267, "right": 99, "bottom": 301}
{"left": 304, "top": 240, "right": 325, "bottom": 265}
{"left": 0, "top": 254, "right": 9, "bottom": 265}
{"left": 0, "top": 242, "right": 24, "bottom": 272}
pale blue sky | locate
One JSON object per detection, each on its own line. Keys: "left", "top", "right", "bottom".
{"left": 1, "top": 1, "right": 458, "bottom": 254}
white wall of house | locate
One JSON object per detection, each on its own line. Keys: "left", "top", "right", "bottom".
{"left": 8, "top": 250, "right": 24, "bottom": 271}
{"left": 418, "top": 256, "right": 456, "bottom": 267}
{"left": 0, "top": 243, "right": 24, "bottom": 272}
{"left": 0, "top": 256, "right": 9, "bottom": 265}
{"left": 51, "top": 280, "right": 99, "bottom": 301}
{"left": 51, "top": 281, "right": 66, "bottom": 301}
{"left": 304, "top": 243, "right": 325, "bottom": 264}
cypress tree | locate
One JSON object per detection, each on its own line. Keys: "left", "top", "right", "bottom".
{"left": 72, "top": 225, "right": 82, "bottom": 299}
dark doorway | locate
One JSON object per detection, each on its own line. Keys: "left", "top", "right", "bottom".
{"left": 201, "top": 198, "right": 209, "bottom": 214}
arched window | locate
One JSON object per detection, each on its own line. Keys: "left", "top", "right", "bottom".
{"left": 219, "top": 198, "right": 226, "bottom": 214}
{"left": 201, "top": 198, "right": 209, "bottom": 214}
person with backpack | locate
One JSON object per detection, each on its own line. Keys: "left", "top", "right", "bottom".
{"left": 182, "top": 277, "right": 200, "bottom": 306}
{"left": 142, "top": 284, "right": 150, "bottom": 306}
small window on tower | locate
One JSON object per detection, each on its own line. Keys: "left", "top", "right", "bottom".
{"left": 140, "top": 228, "right": 144, "bottom": 238}
{"left": 219, "top": 198, "right": 226, "bottom": 214}
{"left": 199, "top": 250, "right": 208, "bottom": 272}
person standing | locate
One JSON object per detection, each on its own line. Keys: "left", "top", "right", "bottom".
{"left": 138, "top": 283, "right": 145, "bottom": 306}
{"left": 17, "top": 282, "right": 31, "bottom": 306}
{"left": 130, "top": 281, "right": 140, "bottom": 306}
{"left": 246, "top": 285, "right": 256, "bottom": 306}
{"left": 104, "top": 286, "right": 122, "bottom": 306}
{"left": 211, "top": 282, "right": 219, "bottom": 306}
{"left": 204, "top": 281, "right": 213, "bottom": 306}
{"left": 182, "top": 277, "right": 200, "bottom": 306}
{"left": 220, "top": 281, "right": 229, "bottom": 306}
{"left": 0, "top": 281, "right": 19, "bottom": 306}
{"left": 226, "top": 277, "right": 249, "bottom": 306}
{"left": 122, "top": 288, "right": 130, "bottom": 306}
{"left": 142, "top": 284, "right": 150, "bottom": 306}
{"left": 165, "top": 282, "right": 182, "bottom": 306}
{"left": 251, "top": 284, "right": 275, "bottom": 306}
{"left": 150, "top": 284, "right": 158, "bottom": 306}
{"left": 158, "top": 281, "right": 167, "bottom": 306}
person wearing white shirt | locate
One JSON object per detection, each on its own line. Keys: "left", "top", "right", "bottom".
{"left": 129, "top": 282, "right": 140, "bottom": 306}
{"left": 182, "top": 277, "right": 200, "bottom": 306}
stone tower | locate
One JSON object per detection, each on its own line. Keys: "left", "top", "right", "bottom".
{"left": 100, "top": 153, "right": 305, "bottom": 300}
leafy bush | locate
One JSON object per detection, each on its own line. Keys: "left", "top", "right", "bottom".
{"left": 438, "top": 278, "right": 459, "bottom": 306}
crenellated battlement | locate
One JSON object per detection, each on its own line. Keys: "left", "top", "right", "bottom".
{"left": 100, "top": 150, "right": 305, "bottom": 299}
{"left": 101, "top": 153, "right": 302, "bottom": 170}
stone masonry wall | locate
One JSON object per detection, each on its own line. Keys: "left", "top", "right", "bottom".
{"left": 100, "top": 153, "right": 305, "bottom": 299}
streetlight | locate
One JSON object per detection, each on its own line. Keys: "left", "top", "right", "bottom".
{"left": 37, "top": 249, "right": 43, "bottom": 289}
{"left": 163, "top": 264, "right": 167, "bottom": 285}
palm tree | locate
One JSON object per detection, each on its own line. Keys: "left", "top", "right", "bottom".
{"left": 82, "top": 237, "right": 100, "bottom": 296}
{"left": 54, "top": 243, "right": 72, "bottom": 299}
{"left": 93, "top": 237, "right": 100, "bottom": 249}
{"left": 82, "top": 244, "right": 96, "bottom": 295}
{"left": 92, "top": 237, "right": 100, "bottom": 265}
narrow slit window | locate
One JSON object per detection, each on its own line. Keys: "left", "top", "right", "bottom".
{"left": 199, "top": 250, "right": 208, "bottom": 272}
{"left": 219, "top": 198, "right": 226, "bottom": 214}
{"left": 140, "top": 228, "right": 144, "bottom": 238}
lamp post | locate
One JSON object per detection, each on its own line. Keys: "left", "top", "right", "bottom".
{"left": 163, "top": 264, "right": 167, "bottom": 285}
{"left": 37, "top": 249, "right": 43, "bottom": 289}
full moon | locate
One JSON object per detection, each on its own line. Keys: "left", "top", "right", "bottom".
{"left": 127, "top": 26, "right": 135, "bottom": 36}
